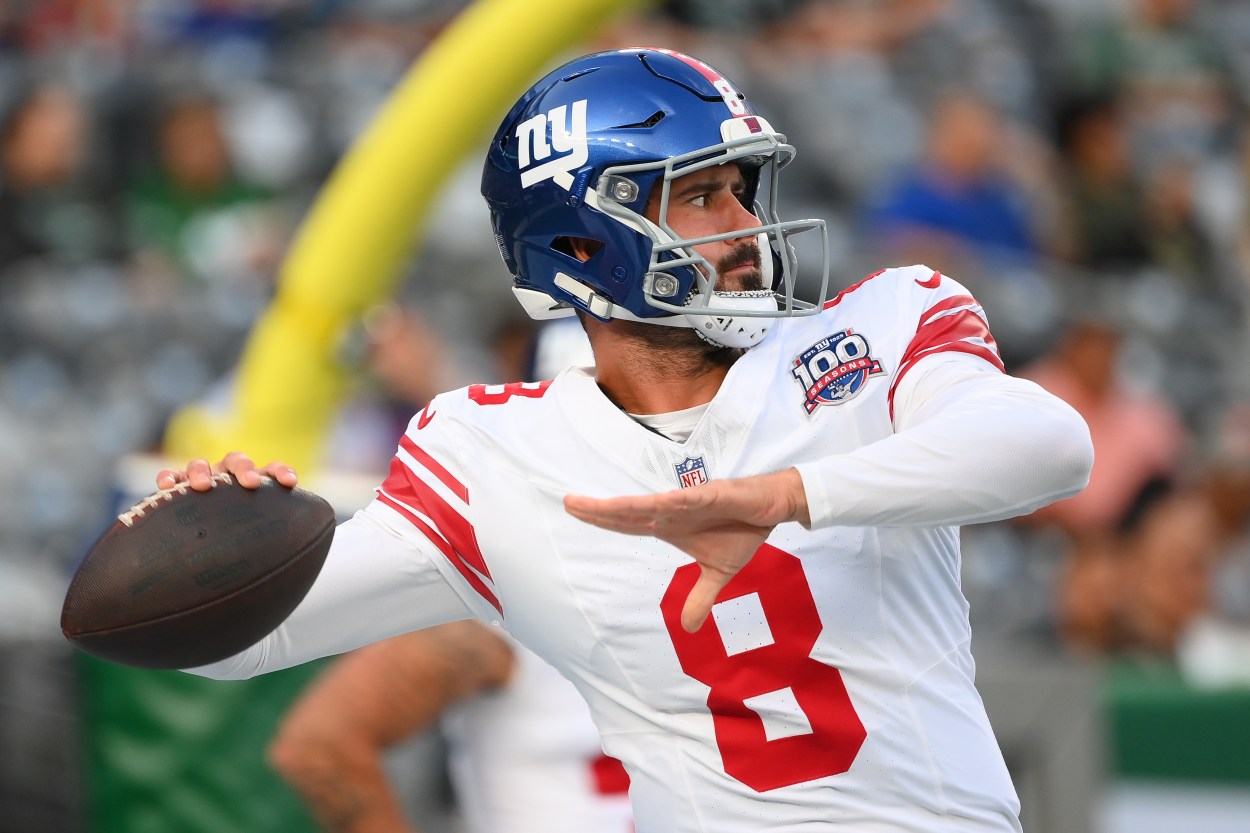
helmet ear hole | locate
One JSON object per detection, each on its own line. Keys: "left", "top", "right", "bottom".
{"left": 553, "top": 236, "right": 603, "bottom": 263}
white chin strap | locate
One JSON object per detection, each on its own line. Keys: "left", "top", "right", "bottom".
{"left": 515, "top": 277, "right": 780, "bottom": 349}
{"left": 685, "top": 234, "right": 777, "bottom": 349}
{"left": 687, "top": 290, "right": 778, "bottom": 348}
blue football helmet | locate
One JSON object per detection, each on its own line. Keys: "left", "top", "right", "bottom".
{"left": 481, "top": 47, "right": 830, "bottom": 348}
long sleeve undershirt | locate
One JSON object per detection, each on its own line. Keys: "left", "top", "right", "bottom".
{"left": 796, "top": 353, "right": 1093, "bottom": 529}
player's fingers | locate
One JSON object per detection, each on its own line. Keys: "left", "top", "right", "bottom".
{"left": 185, "top": 458, "right": 217, "bottom": 491}
{"left": 259, "top": 461, "right": 299, "bottom": 488}
{"left": 564, "top": 498, "right": 656, "bottom": 535}
{"left": 565, "top": 493, "right": 658, "bottom": 514}
{"left": 155, "top": 468, "right": 187, "bottom": 489}
{"left": 564, "top": 494, "right": 653, "bottom": 521}
{"left": 563, "top": 504, "right": 649, "bottom": 527}
{"left": 216, "top": 451, "right": 264, "bottom": 488}
{"left": 588, "top": 516, "right": 656, "bottom": 535}
{"left": 680, "top": 568, "right": 732, "bottom": 633}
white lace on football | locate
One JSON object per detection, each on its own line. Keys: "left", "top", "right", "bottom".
{"left": 118, "top": 472, "right": 234, "bottom": 527}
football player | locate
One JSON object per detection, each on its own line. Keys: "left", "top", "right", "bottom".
{"left": 165, "top": 48, "right": 1093, "bottom": 832}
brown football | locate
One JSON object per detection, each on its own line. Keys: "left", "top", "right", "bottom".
{"left": 61, "top": 473, "right": 336, "bottom": 670}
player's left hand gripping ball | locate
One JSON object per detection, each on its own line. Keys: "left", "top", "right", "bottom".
{"left": 61, "top": 474, "right": 335, "bottom": 670}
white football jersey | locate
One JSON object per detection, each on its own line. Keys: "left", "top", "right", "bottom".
{"left": 442, "top": 635, "right": 633, "bottom": 833}
{"left": 191, "top": 265, "right": 1092, "bottom": 832}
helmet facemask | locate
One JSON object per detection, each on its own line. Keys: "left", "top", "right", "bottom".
{"left": 584, "top": 121, "right": 830, "bottom": 348}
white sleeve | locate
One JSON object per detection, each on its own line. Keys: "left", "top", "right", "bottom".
{"left": 795, "top": 353, "right": 1093, "bottom": 529}
{"left": 182, "top": 508, "right": 476, "bottom": 680}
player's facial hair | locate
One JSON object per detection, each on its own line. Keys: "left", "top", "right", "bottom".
{"left": 715, "top": 241, "right": 764, "bottom": 292}
{"left": 602, "top": 240, "right": 764, "bottom": 368}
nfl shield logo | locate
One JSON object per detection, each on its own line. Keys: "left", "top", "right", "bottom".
{"left": 675, "top": 456, "right": 709, "bottom": 488}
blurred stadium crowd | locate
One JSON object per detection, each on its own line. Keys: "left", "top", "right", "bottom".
{"left": 3, "top": 0, "right": 1250, "bottom": 827}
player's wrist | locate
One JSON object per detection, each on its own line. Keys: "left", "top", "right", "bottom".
{"left": 784, "top": 467, "right": 812, "bottom": 527}
{"left": 758, "top": 468, "right": 810, "bottom": 528}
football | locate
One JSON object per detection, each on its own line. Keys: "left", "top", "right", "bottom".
{"left": 61, "top": 473, "right": 336, "bottom": 670}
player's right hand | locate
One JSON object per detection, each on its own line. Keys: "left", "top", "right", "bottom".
{"left": 156, "top": 451, "right": 299, "bottom": 492}
{"left": 564, "top": 468, "right": 811, "bottom": 633}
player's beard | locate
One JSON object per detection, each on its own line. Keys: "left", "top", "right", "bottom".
{"left": 713, "top": 241, "right": 765, "bottom": 293}
{"left": 612, "top": 320, "right": 740, "bottom": 365}
{"left": 602, "top": 241, "right": 764, "bottom": 368}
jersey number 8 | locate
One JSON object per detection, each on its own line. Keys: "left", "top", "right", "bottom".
{"left": 660, "top": 545, "right": 866, "bottom": 792}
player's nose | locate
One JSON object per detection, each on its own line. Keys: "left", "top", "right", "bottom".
{"left": 723, "top": 198, "right": 760, "bottom": 242}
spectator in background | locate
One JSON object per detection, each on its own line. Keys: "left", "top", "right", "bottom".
{"left": 1163, "top": 402, "right": 1250, "bottom": 686}
{"left": 861, "top": 91, "right": 1042, "bottom": 268}
{"left": 1063, "top": 0, "right": 1237, "bottom": 172}
{"left": 124, "top": 92, "right": 289, "bottom": 291}
{"left": 322, "top": 305, "right": 575, "bottom": 478}
{"left": 1118, "top": 484, "right": 1220, "bottom": 655}
{"left": 1054, "top": 529, "right": 1129, "bottom": 656}
{"left": 1142, "top": 154, "right": 1218, "bottom": 290}
{"left": 1021, "top": 317, "right": 1187, "bottom": 538}
{"left": 1051, "top": 93, "right": 1152, "bottom": 273}
{"left": 1024, "top": 317, "right": 1201, "bottom": 660}
{"left": 1057, "top": 477, "right": 1220, "bottom": 659}
{"left": 0, "top": 79, "right": 110, "bottom": 270}
{"left": 1051, "top": 91, "right": 1218, "bottom": 289}
{"left": 320, "top": 303, "right": 455, "bottom": 478}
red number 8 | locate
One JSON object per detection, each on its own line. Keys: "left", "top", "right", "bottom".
{"left": 660, "top": 544, "right": 866, "bottom": 792}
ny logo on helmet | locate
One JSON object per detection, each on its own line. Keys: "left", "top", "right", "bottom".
{"left": 516, "top": 99, "right": 588, "bottom": 191}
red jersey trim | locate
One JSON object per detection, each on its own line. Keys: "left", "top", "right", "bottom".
{"left": 375, "top": 491, "right": 502, "bottom": 615}
{"left": 401, "top": 435, "right": 468, "bottom": 502}
{"left": 887, "top": 296, "right": 1004, "bottom": 422}
{"left": 379, "top": 449, "right": 502, "bottom": 615}
{"left": 823, "top": 269, "right": 886, "bottom": 310}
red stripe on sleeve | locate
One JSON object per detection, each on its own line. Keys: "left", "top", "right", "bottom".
{"left": 382, "top": 454, "right": 493, "bottom": 579}
{"left": 376, "top": 492, "right": 502, "bottom": 615}
{"left": 400, "top": 435, "right": 468, "bottom": 502}
{"left": 379, "top": 454, "right": 501, "bottom": 615}
{"left": 918, "top": 294, "right": 989, "bottom": 325}
{"left": 887, "top": 299, "right": 1004, "bottom": 422}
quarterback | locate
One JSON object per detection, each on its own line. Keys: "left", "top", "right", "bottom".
{"left": 168, "top": 48, "right": 1093, "bottom": 832}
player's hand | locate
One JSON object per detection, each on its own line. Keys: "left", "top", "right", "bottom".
{"left": 564, "top": 468, "right": 810, "bottom": 633}
{"left": 156, "top": 451, "right": 299, "bottom": 492}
